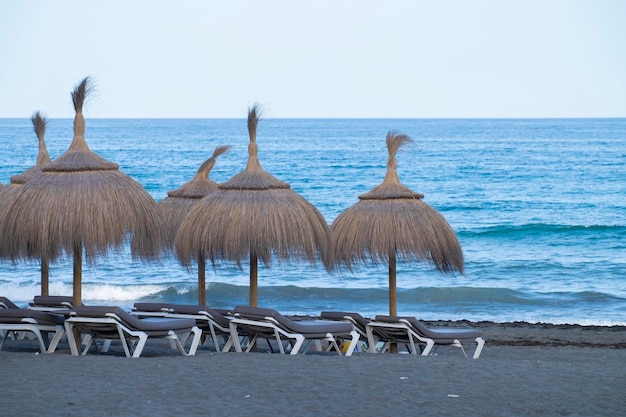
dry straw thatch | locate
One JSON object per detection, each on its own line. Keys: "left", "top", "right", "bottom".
{"left": 158, "top": 145, "right": 229, "bottom": 305}
{"left": 9, "top": 111, "right": 52, "bottom": 185}
{"left": 0, "top": 111, "right": 54, "bottom": 294}
{"left": 159, "top": 145, "right": 230, "bottom": 247}
{"left": 0, "top": 77, "right": 163, "bottom": 306}
{"left": 175, "top": 103, "right": 332, "bottom": 307}
{"left": 331, "top": 131, "right": 463, "bottom": 316}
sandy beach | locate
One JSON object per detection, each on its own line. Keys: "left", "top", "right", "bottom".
{"left": 3, "top": 320, "right": 625, "bottom": 417}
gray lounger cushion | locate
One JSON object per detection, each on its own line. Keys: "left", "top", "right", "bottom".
{"left": 375, "top": 315, "right": 482, "bottom": 343}
{"left": 0, "top": 309, "right": 64, "bottom": 325}
{"left": 71, "top": 306, "right": 196, "bottom": 336}
{"left": 235, "top": 306, "right": 353, "bottom": 337}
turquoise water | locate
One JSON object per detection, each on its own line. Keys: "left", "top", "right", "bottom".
{"left": 0, "top": 118, "right": 624, "bottom": 325}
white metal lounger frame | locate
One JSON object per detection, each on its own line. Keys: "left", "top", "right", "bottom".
{"left": 0, "top": 319, "right": 66, "bottom": 354}
{"left": 133, "top": 307, "right": 235, "bottom": 353}
{"left": 366, "top": 319, "right": 434, "bottom": 355}
{"left": 320, "top": 311, "right": 376, "bottom": 350}
{"left": 64, "top": 313, "right": 201, "bottom": 358}
{"left": 229, "top": 315, "right": 359, "bottom": 356}
{"left": 28, "top": 296, "right": 74, "bottom": 313}
{"left": 366, "top": 319, "right": 485, "bottom": 359}
{"left": 174, "top": 310, "right": 234, "bottom": 353}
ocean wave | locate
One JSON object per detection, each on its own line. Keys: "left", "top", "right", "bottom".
{"left": 3, "top": 280, "right": 625, "bottom": 325}
{"left": 459, "top": 223, "right": 626, "bottom": 238}
{"left": 4, "top": 280, "right": 623, "bottom": 306}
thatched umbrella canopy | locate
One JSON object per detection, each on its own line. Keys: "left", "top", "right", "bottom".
{"left": 0, "top": 77, "right": 163, "bottom": 307}
{"left": 0, "top": 111, "right": 53, "bottom": 294}
{"left": 175, "top": 104, "right": 332, "bottom": 307}
{"left": 158, "top": 145, "right": 229, "bottom": 305}
{"left": 331, "top": 131, "right": 464, "bottom": 317}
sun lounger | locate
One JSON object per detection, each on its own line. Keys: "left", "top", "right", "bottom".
{"left": 0, "top": 298, "right": 66, "bottom": 353}
{"left": 1, "top": 297, "right": 24, "bottom": 340}
{"left": 29, "top": 295, "right": 76, "bottom": 312}
{"left": 320, "top": 310, "right": 375, "bottom": 351}
{"left": 229, "top": 306, "right": 359, "bottom": 356}
{"left": 366, "top": 315, "right": 485, "bottom": 359}
{"left": 132, "top": 303, "right": 235, "bottom": 352}
{"left": 64, "top": 306, "right": 201, "bottom": 358}
{"left": 0, "top": 297, "right": 19, "bottom": 308}
{"left": 0, "top": 296, "right": 21, "bottom": 309}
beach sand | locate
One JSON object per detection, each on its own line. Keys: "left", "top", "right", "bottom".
{"left": 3, "top": 321, "right": 625, "bottom": 417}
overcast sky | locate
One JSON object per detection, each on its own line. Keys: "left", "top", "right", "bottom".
{"left": 1, "top": 0, "right": 624, "bottom": 118}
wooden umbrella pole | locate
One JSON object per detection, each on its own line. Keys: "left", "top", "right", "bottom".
{"left": 389, "top": 250, "right": 398, "bottom": 353}
{"left": 389, "top": 251, "right": 397, "bottom": 316}
{"left": 41, "top": 258, "right": 49, "bottom": 296}
{"left": 250, "top": 253, "right": 258, "bottom": 307}
{"left": 71, "top": 244, "right": 83, "bottom": 348}
{"left": 73, "top": 244, "right": 82, "bottom": 307}
{"left": 198, "top": 255, "right": 206, "bottom": 306}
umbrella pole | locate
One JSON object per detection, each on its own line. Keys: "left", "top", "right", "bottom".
{"left": 198, "top": 255, "right": 206, "bottom": 306}
{"left": 73, "top": 245, "right": 82, "bottom": 307}
{"left": 41, "top": 258, "right": 49, "bottom": 296}
{"left": 71, "top": 244, "right": 83, "bottom": 348}
{"left": 250, "top": 253, "right": 258, "bottom": 307}
{"left": 389, "top": 251, "right": 398, "bottom": 354}
{"left": 389, "top": 252, "right": 397, "bottom": 316}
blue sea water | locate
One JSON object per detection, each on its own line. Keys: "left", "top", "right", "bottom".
{"left": 0, "top": 118, "right": 624, "bottom": 325}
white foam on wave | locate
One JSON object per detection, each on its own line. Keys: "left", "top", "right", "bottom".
{"left": 0, "top": 280, "right": 189, "bottom": 306}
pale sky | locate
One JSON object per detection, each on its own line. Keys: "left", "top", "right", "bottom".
{"left": 1, "top": 0, "right": 624, "bottom": 118}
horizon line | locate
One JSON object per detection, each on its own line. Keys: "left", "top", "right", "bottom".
{"left": 1, "top": 116, "right": 625, "bottom": 120}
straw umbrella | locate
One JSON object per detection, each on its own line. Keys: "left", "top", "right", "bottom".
{"left": 175, "top": 104, "right": 333, "bottom": 307}
{"left": 331, "top": 132, "right": 464, "bottom": 317}
{"left": 158, "top": 145, "right": 229, "bottom": 305}
{"left": 0, "top": 77, "right": 163, "bottom": 307}
{"left": 0, "top": 112, "right": 53, "bottom": 294}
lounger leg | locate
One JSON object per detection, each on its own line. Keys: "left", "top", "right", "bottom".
{"left": 473, "top": 337, "right": 485, "bottom": 359}
{"left": 64, "top": 322, "right": 80, "bottom": 355}
{"left": 131, "top": 334, "right": 148, "bottom": 358}
{"left": 221, "top": 336, "right": 234, "bottom": 352}
{"left": 229, "top": 322, "right": 243, "bottom": 352}
{"left": 168, "top": 327, "right": 201, "bottom": 356}
{"left": 452, "top": 340, "right": 468, "bottom": 358}
{"left": 314, "top": 340, "right": 323, "bottom": 352}
{"left": 208, "top": 324, "right": 220, "bottom": 353}
{"left": 243, "top": 335, "right": 256, "bottom": 352}
{"left": 318, "top": 338, "right": 340, "bottom": 354}
{"left": 289, "top": 334, "right": 305, "bottom": 355}
{"left": 81, "top": 335, "right": 95, "bottom": 355}
{"left": 186, "top": 326, "right": 201, "bottom": 356}
{"left": 407, "top": 336, "right": 418, "bottom": 355}
{"left": 100, "top": 339, "right": 112, "bottom": 352}
{"left": 116, "top": 325, "right": 134, "bottom": 357}
{"left": 420, "top": 339, "right": 435, "bottom": 356}
{"left": 0, "top": 331, "right": 10, "bottom": 351}
{"left": 379, "top": 341, "right": 391, "bottom": 353}
{"left": 366, "top": 326, "right": 378, "bottom": 353}
{"left": 180, "top": 331, "right": 195, "bottom": 351}
{"left": 46, "top": 326, "right": 66, "bottom": 353}
{"left": 273, "top": 328, "right": 287, "bottom": 354}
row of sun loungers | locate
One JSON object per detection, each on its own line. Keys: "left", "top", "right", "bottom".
{"left": 0, "top": 297, "right": 67, "bottom": 354}
{"left": 0, "top": 296, "right": 485, "bottom": 359}
{"left": 320, "top": 311, "right": 485, "bottom": 359}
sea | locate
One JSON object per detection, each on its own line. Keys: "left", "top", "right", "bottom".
{"left": 0, "top": 118, "right": 624, "bottom": 326}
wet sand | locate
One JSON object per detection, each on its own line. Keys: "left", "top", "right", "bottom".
{"left": 3, "top": 321, "right": 625, "bottom": 416}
